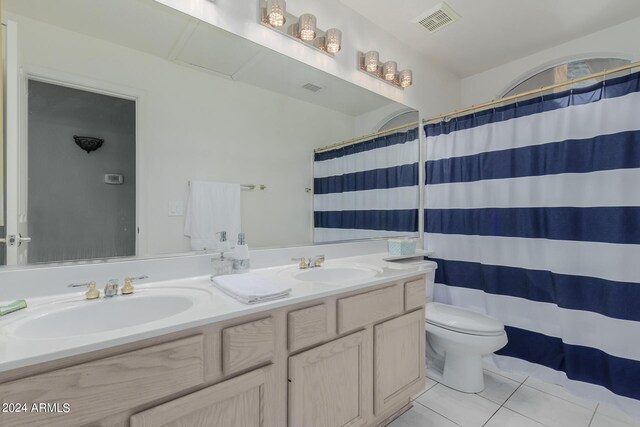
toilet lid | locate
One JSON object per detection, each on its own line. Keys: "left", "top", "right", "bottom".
{"left": 425, "top": 303, "right": 504, "bottom": 336}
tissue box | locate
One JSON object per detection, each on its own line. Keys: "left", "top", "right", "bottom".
{"left": 387, "top": 238, "right": 417, "bottom": 256}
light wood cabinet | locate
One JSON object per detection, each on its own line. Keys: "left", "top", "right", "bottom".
{"left": 0, "top": 336, "right": 205, "bottom": 427}
{"left": 222, "top": 317, "right": 275, "bottom": 375}
{"left": 336, "top": 284, "right": 403, "bottom": 334}
{"left": 288, "top": 330, "right": 371, "bottom": 427}
{"left": 130, "top": 365, "right": 273, "bottom": 427}
{"left": 0, "top": 274, "right": 426, "bottom": 427}
{"left": 288, "top": 304, "right": 329, "bottom": 352}
{"left": 373, "top": 310, "right": 425, "bottom": 415}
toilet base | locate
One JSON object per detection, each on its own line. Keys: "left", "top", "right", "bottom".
{"left": 425, "top": 327, "right": 508, "bottom": 394}
{"left": 442, "top": 351, "right": 485, "bottom": 393}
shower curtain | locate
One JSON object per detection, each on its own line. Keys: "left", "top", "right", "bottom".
{"left": 314, "top": 128, "right": 419, "bottom": 242}
{"left": 424, "top": 72, "right": 640, "bottom": 415}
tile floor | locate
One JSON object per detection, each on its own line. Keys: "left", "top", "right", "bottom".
{"left": 390, "top": 363, "right": 640, "bottom": 427}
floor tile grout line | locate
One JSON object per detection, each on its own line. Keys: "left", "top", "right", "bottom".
{"left": 520, "top": 381, "right": 598, "bottom": 411}
{"left": 482, "top": 381, "right": 525, "bottom": 427}
{"left": 475, "top": 372, "right": 526, "bottom": 406}
{"left": 412, "top": 378, "right": 438, "bottom": 401}
{"left": 412, "top": 397, "right": 463, "bottom": 427}
{"left": 483, "top": 366, "right": 529, "bottom": 384}
{"left": 588, "top": 403, "right": 599, "bottom": 427}
{"left": 491, "top": 381, "right": 552, "bottom": 427}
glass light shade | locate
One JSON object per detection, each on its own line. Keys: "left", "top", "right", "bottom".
{"left": 313, "top": 36, "right": 326, "bottom": 51}
{"left": 287, "top": 23, "right": 299, "bottom": 38}
{"left": 266, "top": 0, "right": 286, "bottom": 27}
{"left": 325, "top": 28, "right": 342, "bottom": 53}
{"left": 383, "top": 61, "right": 397, "bottom": 81}
{"left": 399, "top": 69, "right": 413, "bottom": 88}
{"left": 365, "top": 51, "right": 379, "bottom": 72}
{"left": 298, "top": 14, "right": 317, "bottom": 41}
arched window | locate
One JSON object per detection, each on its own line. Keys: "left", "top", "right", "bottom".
{"left": 378, "top": 110, "right": 419, "bottom": 132}
{"left": 503, "top": 57, "right": 631, "bottom": 97}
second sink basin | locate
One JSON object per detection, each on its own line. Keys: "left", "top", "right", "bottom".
{"left": 292, "top": 264, "right": 382, "bottom": 283}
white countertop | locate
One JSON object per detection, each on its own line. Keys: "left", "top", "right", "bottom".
{"left": 0, "top": 254, "right": 435, "bottom": 373}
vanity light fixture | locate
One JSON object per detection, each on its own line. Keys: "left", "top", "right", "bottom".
{"left": 365, "top": 51, "right": 379, "bottom": 72}
{"left": 383, "top": 61, "right": 397, "bottom": 81}
{"left": 259, "top": 1, "right": 342, "bottom": 57}
{"left": 298, "top": 14, "right": 316, "bottom": 41}
{"left": 399, "top": 69, "right": 413, "bottom": 88}
{"left": 266, "top": 0, "right": 286, "bottom": 27}
{"left": 325, "top": 28, "right": 342, "bottom": 53}
{"left": 358, "top": 51, "right": 413, "bottom": 89}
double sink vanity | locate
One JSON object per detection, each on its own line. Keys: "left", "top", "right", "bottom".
{"left": 0, "top": 254, "right": 434, "bottom": 427}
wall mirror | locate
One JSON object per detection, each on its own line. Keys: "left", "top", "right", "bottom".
{"left": 0, "top": 0, "right": 419, "bottom": 267}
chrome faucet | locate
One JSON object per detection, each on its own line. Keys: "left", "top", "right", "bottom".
{"left": 68, "top": 275, "right": 148, "bottom": 299}
{"left": 104, "top": 279, "right": 119, "bottom": 298}
{"left": 310, "top": 254, "right": 325, "bottom": 268}
{"left": 291, "top": 255, "right": 325, "bottom": 269}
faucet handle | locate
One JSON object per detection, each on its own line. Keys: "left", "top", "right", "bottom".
{"left": 312, "top": 255, "right": 325, "bottom": 267}
{"left": 85, "top": 281, "right": 100, "bottom": 300}
{"left": 291, "top": 257, "right": 309, "bottom": 269}
{"left": 104, "top": 279, "right": 119, "bottom": 298}
{"left": 122, "top": 277, "right": 135, "bottom": 295}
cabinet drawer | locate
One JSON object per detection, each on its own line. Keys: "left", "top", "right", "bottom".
{"left": 337, "top": 284, "right": 403, "bottom": 334}
{"left": 404, "top": 278, "right": 426, "bottom": 311}
{"left": 288, "top": 304, "right": 329, "bottom": 352}
{"left": 0, "top": 335, "right": 205, "bottom": 427}
{"left": 223, "top": 317, "right": 274, "bottom": 375}
{"left": 131, "top": 365, "right": 272, "bottom": 427}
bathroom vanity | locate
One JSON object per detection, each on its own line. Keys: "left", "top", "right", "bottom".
{"left": 0, "top": 258, "right": 431, "bottom": 427}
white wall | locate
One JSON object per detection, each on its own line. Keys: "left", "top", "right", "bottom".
{"left": 461, "top": 17, "right": 640, "bottom": 106}
{"left": 12, "top": 14, "right": 358, "bottom": 254}
{"left": 155, "top": 0, "right": 460, "bottom": 119}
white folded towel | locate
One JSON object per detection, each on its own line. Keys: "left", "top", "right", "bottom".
{"left": 184, "top": 181, "right": 241, "bottom": 251}
{"left": 212, "top": 273, "right": 291, "bottom": 304}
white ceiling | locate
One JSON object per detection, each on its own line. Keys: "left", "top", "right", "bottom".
{"left": 340, "top": 0, "right": 640, "bottom": 77}
{"left": 4, "top": 0, "right": 396, "bottom": 116}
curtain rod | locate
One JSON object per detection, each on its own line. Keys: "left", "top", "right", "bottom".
{"left": 423, "top": 60, "right": 640, "bottom": 124}
{"left": 314, "top": 120, "right": 419, "bottom": 153}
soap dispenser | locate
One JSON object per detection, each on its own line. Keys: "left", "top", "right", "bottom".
{"left": 211, "top": 231, "right": 233, "bottom": 279}
{"left": 233, "top": 232, "right": 250, "bottom": 274}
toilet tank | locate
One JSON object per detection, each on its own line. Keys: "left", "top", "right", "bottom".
{"left": 424, "top": 263, "right": 436, "bottom": 302}
{"left": 385, "top": 259, "right": 437, "bottom": 302}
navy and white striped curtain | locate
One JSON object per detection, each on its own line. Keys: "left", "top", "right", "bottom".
{"left": 424, "top": 72, "right": 640, "bottom": 415}
{"left": 314, "top": 128, "right": 419, "bottom": 242}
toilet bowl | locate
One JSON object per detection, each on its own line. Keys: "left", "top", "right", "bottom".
{"left": 411, "top": 262, "right": 507, "bottom": 393}
{"left": 425, "top": 302, "right": 507, "bottom": 393}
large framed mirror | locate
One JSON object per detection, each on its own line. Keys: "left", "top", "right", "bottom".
{"left": 1, "top": 0, "right": 419, "bottom": 267}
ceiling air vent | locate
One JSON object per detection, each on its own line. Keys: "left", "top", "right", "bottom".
{"left": 413, "top": 2, "right": 460, "bottom": 33}
{"left": 301, "top": 83, "right": 323, "bottom": 92}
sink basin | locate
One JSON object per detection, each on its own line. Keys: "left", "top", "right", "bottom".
{"left": 292, "top": 264, "right": 382, "bottom": 283}
{"left": 6, "top": 288, "right": 209, "bottom": 340}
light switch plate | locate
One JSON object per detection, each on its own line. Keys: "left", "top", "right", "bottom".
{"left": 168, "top": 201, "right": 185, "bottom": 217}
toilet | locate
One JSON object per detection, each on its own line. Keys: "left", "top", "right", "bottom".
{"left": 423, "top": 265, "right": 508, "bottom": 393}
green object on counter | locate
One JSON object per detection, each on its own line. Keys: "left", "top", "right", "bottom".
{"left": 0, "top": 299, "right": 27, "bottom": 316}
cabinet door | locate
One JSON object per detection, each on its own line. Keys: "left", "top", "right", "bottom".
{"left": 288, "top": 330, "right": 371, "bottom": 427}
{"left": 374, "top": 309, "right": 425, "bottom": 415}
{"left": 130, "top": 365, "right": 273, "bottom": 427}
